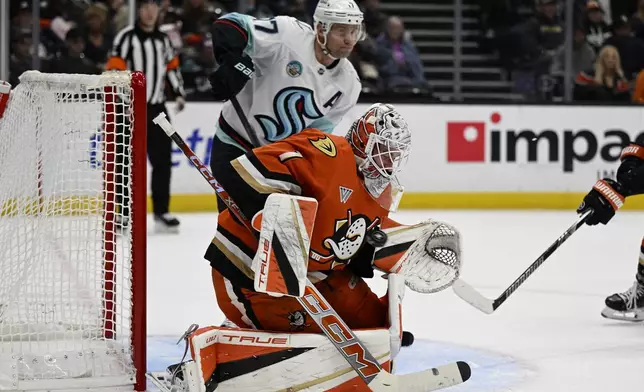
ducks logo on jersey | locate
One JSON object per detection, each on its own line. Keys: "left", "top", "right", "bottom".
{"left": 308, "top": 135, "right": 337, "bottom": 157}
{"left": 309, "top": 210, "right": 381, "bottom": 269}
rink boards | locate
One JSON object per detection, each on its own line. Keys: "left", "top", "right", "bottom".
{"left": 154, "top": 102, "right": 644, "bottom": 211}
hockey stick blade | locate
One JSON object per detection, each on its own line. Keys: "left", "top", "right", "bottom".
{"left": 371, "top": 361, "right": 471, "bottom": 391}
{"left": 452, "top": 210, "right": 592, "bottom": 314}
{"left": 451, "top": 279, "right": 495, "bottom": 314}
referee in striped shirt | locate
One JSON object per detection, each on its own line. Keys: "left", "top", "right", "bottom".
{"left": 107, "top": 0, "right": 185, "bottom": 233}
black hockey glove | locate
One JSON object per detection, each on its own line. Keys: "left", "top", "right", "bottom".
{"left": 209, "top": 53, "right": 255, "bottom": 101}
{"left": 347, "top": 241, "right": 376, "bottom": 279}
{"left": 577, "top": 179, "right": 625, "bottom": 225}
{"left": 616, "top": 142, "right": 644, "bottom": 197}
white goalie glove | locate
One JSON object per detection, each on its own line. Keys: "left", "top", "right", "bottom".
{"left": 375, "top": 220, "right": 462, "bottom": 294}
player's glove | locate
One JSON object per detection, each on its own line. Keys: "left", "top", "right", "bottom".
{"left": 577, "top": 179, "right": 625, "bottom": 225}
{"left": 209, "top": 53, "right": 255, "bottom": 101}
{"left": 616, "top": 142, "right": 644, "bottom": 197}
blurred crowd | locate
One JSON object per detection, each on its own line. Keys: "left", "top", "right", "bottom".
{"left": 479, "top": 0, "right": 644, "bottom": 103}
{"left": 11, "top": 0, "right": 644, "bottom": 104}
{"left": 7, "top": 0, "right": 432, "bottom": 99}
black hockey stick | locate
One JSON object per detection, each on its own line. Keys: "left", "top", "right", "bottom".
{"left": 152, "top": 113, "right": 471, "bottom": 391}
{"left": 452, "top": 209, "right": 593, "bottom": 314}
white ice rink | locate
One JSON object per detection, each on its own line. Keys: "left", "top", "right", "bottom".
{"left": 146, "top": 210, "right": 644, "bottom": 391}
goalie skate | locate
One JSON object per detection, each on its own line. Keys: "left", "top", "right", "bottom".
{"left": 601, "top": 281, "right": 644, "bottom": 322}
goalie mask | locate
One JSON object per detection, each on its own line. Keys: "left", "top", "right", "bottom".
{"left": 346, "top": 103, "right": 411, "bottom": 212}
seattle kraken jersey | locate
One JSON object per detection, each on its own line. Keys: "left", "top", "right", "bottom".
{"left": 215, "top": 13, "right": 362, "bottom": 148}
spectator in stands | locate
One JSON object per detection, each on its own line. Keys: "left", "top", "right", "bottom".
{"left": 572, "top": 26, "right": 597, "bottom": 75}
{"left": 630, "top": 0, "right": 644, "bottom": 40}
{"left": 477, "top": 0, "right": 520, "bottom": 64}
{"left": 376, "top": 16, "right": 431, "bottom": 93}
{"left": 584, "top": 1, "right": 612, "bottom": 52}
{"left": 286, "top": 0, "right": 313, "bottom": 26}
{"left": 512, "top": 0, "right": 564, "bottom": 100}
{"left": 11, "top": 1, "right": 32, "bottom": 31}
{"left": 516, "top": 0, "right": 564, "bottom": 58}
{"left": 360, "top": 0, "right": 387, "bottom": 38}
{"left": 49, "top": 28, "right": 101, "bottom": 75}
{"left": 574, "top": 45, "right": 631, "bottom": 102}
{"left": 348, "top": 35, "right": 391, "bottom": 94}
{"left": 106, "top": 0, "right": 130, "bottom": 35}
{"left": 83, "top": 4, "right": 112, "bottom": 71}
{"left": 556, "top": 26, "right": 596, "bottom": 80}
{"left": 9, "top": 31, "right": 33, "bottom": 86}
{"left": 181, "top": 0, "right": 225, "bottom": 36}
{"left": 180, "top": 0, "right": 221, "bottom": 98}
{"left": 604, "top": 15, "right": 644, "bottom": 80}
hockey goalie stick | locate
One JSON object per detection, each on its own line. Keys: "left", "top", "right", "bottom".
{"left": 452, "top": 209, "right": 593, "bottom": 314}
{"left": 153, "top": 113, "right": 471, "bottom": 391}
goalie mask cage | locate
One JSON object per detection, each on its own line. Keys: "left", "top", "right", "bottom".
{"left": 0, "top": 71, "right": 147, "bottom": 391}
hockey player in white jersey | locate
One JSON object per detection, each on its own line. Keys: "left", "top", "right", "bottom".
{"left": 207, "top": 0, "right": 363, "bottom": 211}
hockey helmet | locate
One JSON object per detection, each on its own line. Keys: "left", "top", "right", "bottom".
{"left": 346, "top": 103, "right": 412, "bottom": 211}
{"left": 313, "top": 0, "right": 366, "bottom": 57}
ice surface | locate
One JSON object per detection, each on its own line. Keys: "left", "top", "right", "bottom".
{"left": 146, "top": 210, "right": 644, "bottom": 391}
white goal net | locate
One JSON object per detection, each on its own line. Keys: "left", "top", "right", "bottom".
{"left": 0, "top": 71, "right": 146, "bottom": 391}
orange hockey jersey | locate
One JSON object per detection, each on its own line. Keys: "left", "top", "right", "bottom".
{"left": 205, "top": 129, "right": 411, "bottom": 290}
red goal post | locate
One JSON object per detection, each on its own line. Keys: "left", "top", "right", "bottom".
{"left": 0, "top": 71, "right": 147, "bottom": 391}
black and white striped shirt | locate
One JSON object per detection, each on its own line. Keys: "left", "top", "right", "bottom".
{"left": 107, "top": 24, "right": 185, "bottom": 105}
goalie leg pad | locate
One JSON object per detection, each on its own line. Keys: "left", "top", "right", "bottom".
{"left": 184, "top": 326, "right": 392, "bottom": 392}
{"left": 252, "top": 193, "right": 318, "bottom": 297}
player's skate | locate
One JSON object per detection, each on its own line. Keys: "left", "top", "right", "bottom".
{"left": 154, "top": 213, "right": 180, "bottom": 234}
{"left": 601, "top": 281, "right": 644, "bottom": 321}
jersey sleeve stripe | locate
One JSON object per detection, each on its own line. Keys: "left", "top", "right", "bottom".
{"left": 111, "top": 27, "right": 134, "bottom": 65}
{"left": 278, "top": 151, "right": 303, "bottom": 162}
{"left": 246, "top": 153, "right": 300, "bottom": 185}
{"left": 232, "top": 155, "right": 302, "bottom": 195}
{"left": 216, "top": 223, "right": 257, "bottom": 261}
{"left": 209, "top": 235, "right": 254, "bottom": 279}
{"left": 373, "top": 241, "right": 415, "bottom": 262}
{"left": 206, "top": 242, "right": 255, "bottom": 290}
{"left": 219, "top": 116, "right": 253, "bottom": 151}
{"left": 214, "top": 19, "right": 248, "bottom": 42}
{"left": 218, "top": 12, "right": 254, "bottom": 54}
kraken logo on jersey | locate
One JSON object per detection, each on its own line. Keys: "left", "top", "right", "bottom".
{"left": 255, "top": 87, "right": 324, "bottom": 142}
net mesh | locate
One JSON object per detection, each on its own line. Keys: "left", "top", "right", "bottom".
{"left": 0, "top": 71, "right": 137, "bottom": 391}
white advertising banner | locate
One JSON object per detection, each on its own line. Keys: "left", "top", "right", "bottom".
{"left": 160, "top": 102, "right": 644, "bottom": 195}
